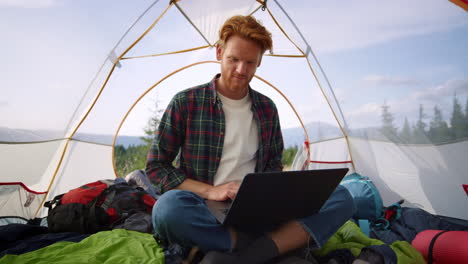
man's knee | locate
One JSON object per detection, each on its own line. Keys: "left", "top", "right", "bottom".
{"left": 320, "top": 185, "right": 356, "bottom": 218}
{"left": 335, "top": 185, "right": 356, "bottom": 218}
{"left": 152, "top": 190, "right": 197, "bottom": 230}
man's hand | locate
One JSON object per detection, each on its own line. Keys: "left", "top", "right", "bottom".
{"left": 206, "top": 181, "right": 240, "bottom": 201}
{"left": 175, "top": 178, "right": 240, "bottom": 201}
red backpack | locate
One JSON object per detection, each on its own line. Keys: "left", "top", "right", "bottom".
{"left": 44, "top": 180, "right": 156, "bottom": 234}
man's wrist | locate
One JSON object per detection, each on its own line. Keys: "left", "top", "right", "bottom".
{"left": 203, "top": 185, "right": 215, "bottom": 200}
{"left": 176, "top": 178, "right": 214, "bottom": 199}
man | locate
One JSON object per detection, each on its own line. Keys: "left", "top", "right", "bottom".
{"left": 147, "top": 15, "right": 354, "bottom": 264}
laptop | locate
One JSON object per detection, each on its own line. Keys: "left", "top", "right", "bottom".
{"left": 206, "top": 168, "right": 349, "bottom": 234}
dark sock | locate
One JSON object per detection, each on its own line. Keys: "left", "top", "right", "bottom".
{"left": 201, "top": 235, "right": 279, "bottom": 264}
{"left": 357, "top": 248, "right": 384, "bottom": 264}
{"left": 238, "top": 235, "right": 279, "bottom": 263}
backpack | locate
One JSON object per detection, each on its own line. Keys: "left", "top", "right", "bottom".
{"left": 340, "top": 173, "right": 388, "bottom": 236}
{"left": 44, "top": 179, "right": 156, "bottom": 234}
{"left": 340, "top": 173, "right": 384, "bottom": 221}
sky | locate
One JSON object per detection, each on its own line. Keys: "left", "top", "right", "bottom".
{"left": 0, "top": 0, "right": 467, "bottom": 139}
{"left": 284, "top": 0, "right": 468, "bottom": 129}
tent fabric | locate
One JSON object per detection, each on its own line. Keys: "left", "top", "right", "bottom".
{"left": 1, "top": 0, "right": 467, "bottom": 226}
{"left": 177, "top": 0, "right": 263, "bottom": 45}
{"left": 0, "top": 183, "right": 46, "bottom": 220}
{"left": 0, "top": 229, "right": 164, "bottom": 264}
{"left": 349, "top": 138, "right": 468, "bottom": 220}
{"left": 307, "top": 137, "right": 354, "bottom": 170}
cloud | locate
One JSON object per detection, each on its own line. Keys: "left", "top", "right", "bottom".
{"left": 387, "top": 78, "right": 468, "bottom": 125}
{"left": 346, "top": 78, "right": 468, "bottom": 128}
{"left": 286, "top": 0, "right": 468, "bottom": 53}
{"left": 0, "top": 101, "right": 8, "bottom": 108}
{"left": 332, "top": 88, "right": 348, "bottom": 105}
{"left": 393, "top": 79, "right": 468, "bottom": 115}
{"left": 350, "top": 102, "right": 381, "bottom": 115}
{"left": 362, "top": 75, "right": 422, "bottom": 87}
{"left": 0, "top": 0, "right": 56, "bottom": 8}
{"left": 345, "top": 102, "right": 387, "bottom": 129}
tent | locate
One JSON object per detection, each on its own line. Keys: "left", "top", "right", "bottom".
{"left": 1, "top": 0, "right": 467, "bottom": 228}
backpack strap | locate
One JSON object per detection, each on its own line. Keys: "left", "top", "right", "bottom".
{"left": 44, "top": 194, "right": 64, "bottom": 211}
{"left": 86, "top": 185, "right": 118, "bottom": 232}
{"left": 98, "top": 187, "right": 117, "bottom": 211}
{"left": 358, "top": 219, "right": 371, "bottom": 237}
{"left": 427, "top": 230, "right": 449, "bottom": 264}
{"left": 384, "top": 199, "right": 404, "bottom": 221}
{"left": 372, "top": 218, "right": 390, "bottom": 231}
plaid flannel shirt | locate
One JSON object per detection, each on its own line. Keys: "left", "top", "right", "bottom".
{"left": 146, "top": 75, "right": 284, "bottom": 194}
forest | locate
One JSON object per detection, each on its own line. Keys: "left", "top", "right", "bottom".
{"left": 114, "top": 142, "right": 299, "bottom": 178}
{"left": 114, "top": 105, "right": 299, "bottom": 177}
{"left": 379, "top": 95, "right": 468, "bottom": 144}
{"left": 115, "top": 95, "right": 467, "bottom": 177}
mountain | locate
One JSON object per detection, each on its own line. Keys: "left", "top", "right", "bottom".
{"left": 1, "top": 121, "right": 343, "bottom": 149}
{"left": 115, "top": 135, "right": 147, "bottom": 148}
{"left": 74, "top": 133, "right": 147, "bottom": 148}
{"left": 0, "top": 127, "right": 147, "bottom": 148}
{"left": 282, "top": 122, "right": 342, "bottom": 148}
{"left": 111, "top": 121, "right": 343, "bottom": 149}
{"left": 0, "top": 127, "right": 63, "bottom": 142}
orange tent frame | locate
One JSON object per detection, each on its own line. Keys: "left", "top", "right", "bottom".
{"left": 450, "top": 0, "right": 468, "bottom": 11}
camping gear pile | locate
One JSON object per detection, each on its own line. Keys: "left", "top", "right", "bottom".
{"left": 1, "top": 0, "right": 467, "bottom": 263}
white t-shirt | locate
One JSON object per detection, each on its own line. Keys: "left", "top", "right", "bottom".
{"left": 213, "top": 92, "right": 259, "bottom": 186}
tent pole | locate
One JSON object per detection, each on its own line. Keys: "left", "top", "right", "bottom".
{"left": 64, "top": 0, "right": 161, "bottom": 134}
{"left": 33, "top": 62, "right": 119, "bottom": 218}
{"left": 173, "top": 2, "right": 211, "bottom": 46}
{"left": 272, "top": 0, "right": 352, "bottom": 132}
{"left": 118, "top": 2, "right": 174, "bottom": 59}
{"left": 33, "top": 2, "right": 175, "bottom": 218}
{"left": 268, "top": 1, "right": 356, "bottom": 171}
{"left": 303, "top": 58, "right": 356, "bottom": 172}
{"left": 254, "top": 75, "right": 310, "bottom": 144}
{"left": 265, "top": 8, "right": 305, "bottom": 55}
{"left": 112, "top": 61, "right": 218, "bottom": 176}
{"left": 112, "top": 61, "right": 311, "bottom": 176}
{"left": 121, "top": 45, "right": 213, "bottom": 60}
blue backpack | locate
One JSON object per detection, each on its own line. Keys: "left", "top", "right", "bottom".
{"left": 340, "top": 173, "right": 387, "bottom": 236}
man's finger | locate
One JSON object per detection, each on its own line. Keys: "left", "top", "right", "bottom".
{"left": 229, "top": 182, "right": 240, "bottom": 190}
{"left": 227, "top": 190, "right": 237, "bottom": 200}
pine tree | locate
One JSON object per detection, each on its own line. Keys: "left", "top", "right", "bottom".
{"left": 380, "top": 103, "right": 398, "bottom": 142}
{"left": 115, "top": 98, "right": 163, "bottom": 177}
{"left": 450, "top": 95, "right": 465, "bottom": 140}
{"left": 400, "top": 117, "right": 412, "bottom": 143}
{"left": 413, "top": 104, "right": 428, "bottom": 144}
{"left": 141, "top": 99, "right": 163, "bottom": 146}
{"left": 428, "top": 105, "right": 450, "bottom": 143}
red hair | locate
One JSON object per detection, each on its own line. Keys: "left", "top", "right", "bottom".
{"left": 218, "top": 15, "right": 272, "bottom": 54}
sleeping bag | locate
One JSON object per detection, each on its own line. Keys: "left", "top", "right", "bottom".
{"left": 411, "top": 230, "right": 468, "bottom": 264}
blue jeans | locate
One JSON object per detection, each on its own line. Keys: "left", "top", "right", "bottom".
{"left": 152, "top": 185, "right": 354, "bottom": 252}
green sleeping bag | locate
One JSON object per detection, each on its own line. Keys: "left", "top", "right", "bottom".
{"left": 313, "top": 221, "right": 425, "bottom": 264}
{"left": 0, "top": 229, "right": 164, "bottom": 264}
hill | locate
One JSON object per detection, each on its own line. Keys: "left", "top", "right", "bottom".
{"left": 282, "top": 122, "right": 342, "bottom": 148}
{"left": 1, "top": 121, "right": 343, "bottom": 149}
